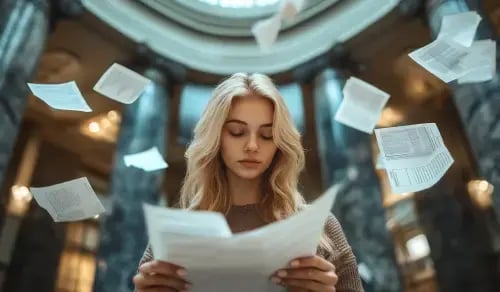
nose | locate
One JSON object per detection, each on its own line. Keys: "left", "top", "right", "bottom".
{"left": 245, "top": 133, "right": 259, "bottom": 152}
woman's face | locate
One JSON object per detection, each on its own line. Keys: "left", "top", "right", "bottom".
{"left": 221, "top": 95, "right": 278, "bottom": 180}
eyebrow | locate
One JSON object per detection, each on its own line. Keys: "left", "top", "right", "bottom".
{"left": 225, "top": 119, "right": 273, "bottom": 127}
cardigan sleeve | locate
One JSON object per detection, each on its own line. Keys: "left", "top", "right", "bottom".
{"left": 320, "top": 214, "right": 364, "bottom": 292}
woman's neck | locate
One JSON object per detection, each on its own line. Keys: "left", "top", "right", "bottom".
{"left": 226, "top": 171, "right": 263, "bottom": 206}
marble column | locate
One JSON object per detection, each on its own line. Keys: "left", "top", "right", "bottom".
{"left": 0, "top": 0, "right": 49, "bottom": 193}
{"left": 93, "top": 68, "right": 170, "bottom": 292}
{"left": 313, "top": 69, "right": 402, "bottom": 292}
{"left": 427, "top": 0, "right": 500, "bottom": 218}
{"left": 420, "top": 1, "right": 500, "bottom": 290}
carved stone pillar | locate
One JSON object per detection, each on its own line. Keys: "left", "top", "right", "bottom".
{"left": 93, "top": 67, "right": 170, "bottom": 292}
{"left": 313, "top": 68, "right": 402, "bottom": 292}
{"left": 0, "top": 0, "right": 50, "bottom": 193}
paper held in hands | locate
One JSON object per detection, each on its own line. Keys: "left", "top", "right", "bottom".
{"left": 27, "top": 81, "right": 92, "bottom": 112}
{"left": 374, "top": 123, "right": 454, "bottom": 194}
{"left": 334, "top": 77, "right": 390, "bottom": 134}
{"left": 143, "top": 189, "right": 337, "bottom": 292}
{"left": 123, "top": 147, "right": 168, "bottom": 172}
{"left": 29, "top": 177, "right": 105, "bottom": 222}
{"left": 93, "top": 63, "right": 150, "bottom": 104}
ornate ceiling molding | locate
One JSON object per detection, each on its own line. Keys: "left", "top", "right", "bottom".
{"left": 138, "top": 0, "right": 339, "bottom": 37}
{"left": 82, "top": 0, "right": 399, "bottom": 75}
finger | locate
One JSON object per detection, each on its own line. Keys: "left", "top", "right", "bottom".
{"left": 275, "top": 268, "right": 338, "bottom": 285}
{"left": 289, "top": 255, "right": 335, "bottom": 272}
{"left": 133, "top": 272, "right": 190, "bottom": 290}
{"left": 270, "top": 277, "right": 308, "bottom": 292}
{"left": 137, "top": 287, "right": 177, "bottom": 292}
{"left": 281, "top": 278, "right": 335, "bottom": 292}
{"left": 288, "top": 288, "right": 309, "bottom": 292}
{"left": 139, "top": 260, "right": 187, "bottom": 278}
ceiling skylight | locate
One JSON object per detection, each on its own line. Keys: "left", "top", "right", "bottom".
{"left": 196, "top": 0, "right": 280, "bottom": 8}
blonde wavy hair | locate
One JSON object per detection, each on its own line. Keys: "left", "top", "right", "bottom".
{"left": 179, "top": 73, "right": 333, "bottom": 254}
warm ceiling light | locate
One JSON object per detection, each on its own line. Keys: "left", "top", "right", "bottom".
{"left": 478, "top": 180, "right": 490, "bottom": 192}
{"left": 406, "top": 234, "right": 430, "bottom": 261}
{"left": 88, "top": 122, "right": 100, "bottom": 133}
{"left": 100, "top": 118, "right": 112, "bottom": 129}
{"left": 106, "top": 110, "right": 120, "bottom": 122}
{"left": 11, "top": 185, "right": 33, "bottom": 202}
{"left": 377, "top": 107, "right": 405, "bottom": 127}
{"left": 80, "top": 113, "right": 120, "bottom": 143}
{"left": 407, "top": 78, "right": 428, "bottom": 96}
{"left": 467, "top": 179, "right": 494, "bottom": 209}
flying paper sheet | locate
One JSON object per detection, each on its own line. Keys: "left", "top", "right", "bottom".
{"left": 458, "top": 39, "right": 497, "bottom": 83}
{"left": 279, "top": 0, "right": 305, "bottom": 21}
{"left": 410, "top": 11, "right": 497, "bottom": 83}
{"left": 251, "top": 15, "right": 282, "bottom": 52}
{"left": 334, "top": 77, "right": 390, "bottom": 134}
{"left": 376, "top": 154, "right": 385, "bottom": 170}
{"left": 374, "top": 123, "right": 454, "bottom": 194}
{"left": 27, "top": 81, "right": 92, "bottom": 112}
{"left": 143, "top": 189, "right": 337, "bottom": 292}
{"left": 123, "top": 147, "right": 168, "bottom": 172}
{"left": 30, "top": 177, "right": 105, "bottom": 222}
{"left": 409, "top": 38, "right": 469, "bottom": 83}
{"left": 251, "top": 0, "right": 305, "bottom": 51}
{"left": 437, "top": 11, "right": 481, "bottom": 47}
{"left": 93, "top": 63, "right": 150, "bottom": 104}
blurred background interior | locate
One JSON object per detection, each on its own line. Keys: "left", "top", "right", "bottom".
{"left": 0, "top": 0, "right": 500, "bottom": 291}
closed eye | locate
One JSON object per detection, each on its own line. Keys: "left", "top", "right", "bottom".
{"left": 229, "top": 131, "right": 244, "bottom": 137}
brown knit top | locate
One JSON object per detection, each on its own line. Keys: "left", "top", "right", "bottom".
{"left": 136, "top": 204, "right": 364, "bottom": 292}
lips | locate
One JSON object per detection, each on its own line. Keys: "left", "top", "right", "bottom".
{"left": 238, "top": 160, "right": 261, "bottom": 168}
{"left": 238, "top": 159, "right": 261, "bottom": 164}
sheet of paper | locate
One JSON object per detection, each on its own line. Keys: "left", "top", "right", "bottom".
{"left": 144, "top": 188, "right": 337, "bottom": 292}
{"left": 123, "top": 147, "right": 168, "bottom": 171}
{"left": 251, "top": 0, "right": 305, "bottom": 51}
{"left": 409, "top": 38, "right": 469, "bottom": 83}
{"left": 376, "top": 154, "right": 385, "bottom": 169}
{"left": 27, "top": 81, "right": 92, "bottom": 112}
{"left": 437, "top": 11, "right": 481, "bottom": 47}
{"left": 279, "top": 0, "right": 305, "bottom": 21}
{"left": 375, "top": 123, "right": 454, "bottom": 194}
{"left": 334, "top": 77, "right": 390, "bottom": 134}
{"left": 143, "top": 203, "right": 232, "bottom": 264}
{"left": 251, "top": 14, "right": 282, "bottom": 52}
{"left": 93, "top": 63, "right": 150, "bottom": 104}
{"left": 30, "top": 177, "right": 105, "bottom": 222}
{"left": 458, "top": 39, "right": 497, "bottom": 83}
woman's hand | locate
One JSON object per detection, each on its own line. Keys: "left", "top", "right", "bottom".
{"left": 133, "top": 260, "right": 191, "bottom": 292}
{"left": 271, "top": 255, "right": 338, "bottom": 292}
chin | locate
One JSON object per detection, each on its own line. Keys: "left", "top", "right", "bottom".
{"left": 236, "top": 172, "right": 262, "bottom": 180}
{"left": 233, "top": 168, "right": 264, "bottom": 180}
{"left": 241, "top": 174, "right": 262, "bottom": 180}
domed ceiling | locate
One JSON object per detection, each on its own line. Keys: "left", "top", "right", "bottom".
{"left": 81, "top": 0, "right": 400, "bottom": 74}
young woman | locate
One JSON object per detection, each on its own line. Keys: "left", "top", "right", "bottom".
{"left": 133, "top": 73, "right": 363, "bottom": 292}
